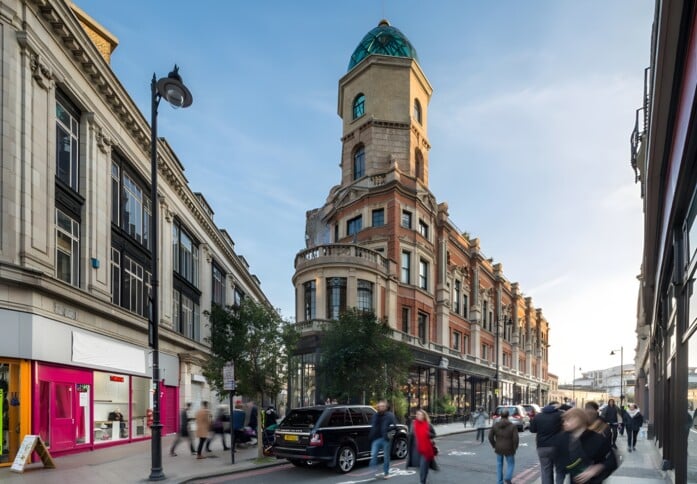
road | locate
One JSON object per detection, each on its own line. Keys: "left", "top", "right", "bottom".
{"left": 191, "top": 430, "right": 541, "bottom": 484}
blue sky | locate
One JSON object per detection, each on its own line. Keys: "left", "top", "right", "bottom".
{"left": 78, "top": 0, "right": 653, "bottom": 384}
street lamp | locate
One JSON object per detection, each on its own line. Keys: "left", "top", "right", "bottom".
{"left": 148, "top": 65, "right": 193, "bottom": 481}
{"left": 494, "top": 314, "right": 513, "bottom": 409}
{"left": 610, "top": 347, "right": 624, "bottom": 407}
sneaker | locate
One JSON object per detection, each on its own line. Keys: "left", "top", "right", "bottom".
{"left": 628, "top": 447, "right": 632, "bottom": 452}
{"left": 632, "top": 447, "right": 636, "bottom": 451}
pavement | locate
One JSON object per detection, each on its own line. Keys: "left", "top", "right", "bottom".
{"left": 0, "top": 421, "right": 671, "bottom": 483}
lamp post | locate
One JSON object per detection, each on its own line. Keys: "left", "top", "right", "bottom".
{"left": 494, "top": 315, "right": 513, "bottom": 409}
{"left": 149, "top": 65, "right": 193, "bottom": 481}
{"left": 610, "top": 347, "right": 624, "bottom": 407}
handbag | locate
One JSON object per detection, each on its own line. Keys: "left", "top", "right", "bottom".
{"left": 431, "top": 440, "right": 439, "bottom": 455}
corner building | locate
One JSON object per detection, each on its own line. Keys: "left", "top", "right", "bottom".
{"left": 0, "top": 0, "right": 270, "bottom": 464}
{"left": 291, "top": 21, "right": 550, "bottom": 416}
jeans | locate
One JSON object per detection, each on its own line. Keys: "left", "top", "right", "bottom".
{"left": 627, "top": 429, "right": 639, "bottom": 448}
{"left": 419, "top": 455, "right": 430, "bottom": 484}
{"left": 609, "top": 423, "right": 618, "bottom": 446}
{"left": 196, "top": 437, "right": 207, "bottom": 456}
{"left": 476, "top": 428, "right": 485, "bottom": 442}
{"left": 496, "top": 453, "right": 515, "bottom": 484}
{"left": 369, "top": 437, "right": 391, "bottom": 476}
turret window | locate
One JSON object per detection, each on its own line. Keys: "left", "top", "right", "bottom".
{"left": 413, "top": 98, "right": 422, "bottom": 124}
{"left": 353, "top": 145, "right": 365, "bottom": 180}
{"left": 357, "top": 280, "right": 373, "bottom": 312}
{"left": 352, "top": 93, "right": 365, "bottom": 119}
{"left": 327, "top": 277, "right": 347, "bottom": 320}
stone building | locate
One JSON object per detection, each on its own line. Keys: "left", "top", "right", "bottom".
{"left": 0, "top": 0, "right": 269, "bottom": 464}
{"left": 290, "top": 20, "right": 550, "bottom": 417}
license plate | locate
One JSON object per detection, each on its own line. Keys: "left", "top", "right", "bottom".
{"left": 284, "top": 434, "right": 299, "bottom": 442}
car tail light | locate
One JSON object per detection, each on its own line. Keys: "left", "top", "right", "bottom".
{"left": 310, "top": 432, "right": 323, "bottom": 446}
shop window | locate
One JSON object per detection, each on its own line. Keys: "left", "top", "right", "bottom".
{"left": 94, "top": 372, "right": 130, "bottom": 444}
{"left": 131, "top": 376, "right": 152, "bottom": 438}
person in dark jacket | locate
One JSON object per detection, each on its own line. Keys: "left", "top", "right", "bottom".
{"left": 206, "top": 406, "right": 231, "bottom": 451}
{"left": 489, "top": 410, "right": 519, "bottom": 484}
{"left": 529, "top": 402, "right": 563, "bottom": 484}
{"left": 600, "top": 399, "right": 619, "bottom": 449}
{"left": 585, "top": 401, "right": 611, "bottom": 441}
{"left": 622, "top": 404, "right": 644, "bottom": 452}
{"left": 369, "top": 399, "right": 397, "bottom": 479}
{"left": 170, "top": 402, "right": 195, "bottom": 456}
{"left": 556, "top": 408, "right": 618, "bottom": 483}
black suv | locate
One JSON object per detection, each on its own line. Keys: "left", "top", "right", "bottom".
{"left": 273, "top": 405, "right": 408, "bottom": 473}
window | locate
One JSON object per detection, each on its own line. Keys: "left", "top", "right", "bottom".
{"left": 234, "top": 288, "right": 245, "bottom": 306}
{"left": 172, "top": 288, "right": 200, "bottom": 341}
{"left": 334, "top": 224, "right": 339, "bottom": 242}
{"left": 463, "top": 334, "right": 470, "bottom": 354}
{"left": 111, "top": 248, "right": 121, "bottom": 305}
{"left": 122, "top": 255, "right": 151, "bottom": 317}
{"left": 483, "top": 301, "right": 488, "bottom": 329}
{"left": 372, "top": 208, "right": 384, "bottom": 227}
{"left": 463, "top": 294, "right": 469, "bottom": 319}
{"left": 112, "top": 158, "right": 152, "bottom": 250}
{"left": 452, "top": 331, "right": 461, "bottom": 351}
{"left": 419, "top": 219, "right": 429, "bottom": 239}
{"left": 357, "top": 280, "right": 373, "bottom": 312}
{"left": 453, "top": 280, "right": 461, "bottom": 314}
{"left": 481, "top": 344, "right": 488, "bottom": 360}
{"left": 56, "top": 209, "right": 80, "bottom": 286}
{"left": 488, "top": 311, "right": 493, "bottom": 331}
{"left": 172, "top": 221, "right": 199, "bottom": 287}
{"left": 401, "top": 307, "right": 410, "bottom": 333}
{"left": 418, "top": 313, "right": 428, "bottom": 343}
{"left": 326, "top": 277, "right": 347, "bottom": 320}
{"left": 401, "top": 210, "right": 412, "bottom": 229}
{"left": 304, "top": 280, "right": 316, "bottom": 320}
{"left": 353, "top": 145, "right": 365, "bottom": 180}
{"left": 347, "top": 215, "right": 362, "bottom": 237}
{"left": 413, "top": 98, "right": 422, "bottom": 124}
{"left": 415, "top": 149, "right": 424, "bottom": 182}
{"left": 419, "top": 259, "right": 429, "bottom": 290}
{"left": 352, "top": 93, "right": 365, "bottom": 119}
{"left": 55, "top": 96, "right": 80, "bottom": 191}
{"left": 212, "top": 263, "right": 225, "bottom": 306}
{"left": 401, "top": 251, "right": 411, "bottom": 284}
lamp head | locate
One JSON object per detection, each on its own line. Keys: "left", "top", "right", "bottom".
{"left": 610, "top": 350, "right": 616, "bottom": 356}
{"left": 156, "top": 65, "right": 193, "bottom": 109}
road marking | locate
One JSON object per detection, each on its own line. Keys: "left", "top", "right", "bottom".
{"left": 337, "top": 467, "right": 416, "bottom": 483}
{"left": 519, "top": 442, "right": 528, "bottom": 447}
{"left": 448, "top": 450, "right": 476, "bottom": 456}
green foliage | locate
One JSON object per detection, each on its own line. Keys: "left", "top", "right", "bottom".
{"left": 390, "top": 391, "right": 408, "bottom": 422}
{"left": 318, "top": 309, "right": 413, "bottom": 404}
{"left": 203, "top": 299, "right": 298, "bottom": 403}
{"left": 435, "top": 395, "right": 456, "bottom": 415}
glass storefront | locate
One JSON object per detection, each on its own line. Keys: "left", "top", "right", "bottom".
{"left": 94, "top": 371, "right": 130, "bottom": 444}
{"left": 131, "top": 376, "right": 152, "bottom": 438}
{"left": 686, "top": 330, "right": 697, "bottom": 483}
{"left": 289, "top": 353, "right": 317, "bottom": 408}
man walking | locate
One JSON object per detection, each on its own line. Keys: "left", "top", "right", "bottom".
{"left": 170, "top": 402, "right": 195, "bottom": 456}
{"left": 489, "top": 410, "right": 519, "bottom": 484}
{"left": 529, "top": 401, "right": 563, "bottom": 484}
{"left": 369, "top": 399, "right": 397, "bottom": 479}
{"left": 601, "top": 399, "right": 620, "bottom": 449}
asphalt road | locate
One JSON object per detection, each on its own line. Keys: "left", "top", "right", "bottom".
{"left": 193, "top": 430, "right": 541, "bottom": 484}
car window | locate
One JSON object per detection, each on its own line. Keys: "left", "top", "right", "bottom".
{"left": 364, "top": 407, "right": 376, "bottom": 422}
{"left": 281, "top": 409, "right": 323, "bottom": 428}
{"left": 349, "top": 407, "right": 367, "bottom": 425}
{"left": 327, "top": 409, "right": 349, "bottom": 427}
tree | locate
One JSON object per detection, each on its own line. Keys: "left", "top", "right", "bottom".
{"left": 203, "top": 298, "right": 297, "bottom": 458}
{"left": 318, "top": 309, "right": 412, "bottom": 410}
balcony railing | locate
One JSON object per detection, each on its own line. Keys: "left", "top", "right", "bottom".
{"left": 294, "top": 244, "right": 391, "bottom": 273}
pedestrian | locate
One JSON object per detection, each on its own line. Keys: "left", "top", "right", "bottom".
{"left": 206, "top": 405, "right": 231, "bottom": 452}
{"left": 600, "top": 398, "right": 619, "bottom": 449}
{"left": 369, "top": 399, "right": 397, "bottom": 480}
{"left": 472, "top": 406, "right": 487, "bottom": 443}
{"left": 585, "top": 401, "right": 611, "bottom": 440}
{"left": 247, "top": 400, "right": 258, "bottom": 436}
{"left": 488, "top": 410, "right": 519, "bottom": 484}
{"left": 623, "top": 404, "right": 644, "bottom": 452}
{"left": 556, "top": 408, "right": 618, "bottom": 483}
{"left": 195, "top": 401, "right": 211, "bottom": 459}
{"left": 407, "top": 409, "right": 438, "bottom": 484}
{"left": 170, "top": 402, "right": 195, "bottom": 456}
{"left": 529, "top": 401, "right": 563, "bottom": 484}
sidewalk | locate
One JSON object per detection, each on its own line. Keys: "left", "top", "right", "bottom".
{"left": 0, "top": 422, "right": 476, "bottom": 484}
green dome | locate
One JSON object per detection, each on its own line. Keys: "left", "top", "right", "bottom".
{"left": 348, "top": 20, "right": 419, "bottom": 71}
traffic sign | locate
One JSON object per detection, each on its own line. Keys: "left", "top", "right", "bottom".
{"left": 223, "top": 362, "right": 235, "bottom": 391}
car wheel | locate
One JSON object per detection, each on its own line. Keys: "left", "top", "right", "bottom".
{"left": 336, "top": 445, "right": 357, "bottom": 473}
{"left": 392, "top": 437, "right": 408, "bottom": 459}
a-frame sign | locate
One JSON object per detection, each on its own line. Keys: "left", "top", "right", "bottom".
{"left": 10, "top": 435, "right": 56, "bottom": 473}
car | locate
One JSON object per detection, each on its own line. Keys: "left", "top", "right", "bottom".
{"left": 273, "top": 404, "right": 409, "bottom": 473}
{"left": 522, "top": 404, "right": 541, "bottom": 420}
{"left": 493, "top": 405, "right": 530, "bottom": 431}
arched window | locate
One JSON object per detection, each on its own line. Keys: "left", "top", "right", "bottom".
{"left": 352, "top": 93, "right": 365, "bottom": 119}
{"left": 413, "top": 98, "right": 422, "bottom": 124}
{"left": 353, "top": 145, "right": 365, "bottom": 180}
{"left": 415, "top": 149, "right": 424, "bottom": 181}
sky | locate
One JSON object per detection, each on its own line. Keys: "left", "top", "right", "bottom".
{"left": 77, "top": 0, "right": 654, "bottom": 385}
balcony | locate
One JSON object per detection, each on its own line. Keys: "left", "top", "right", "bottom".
{"left": 294, "top": 244, "right": 392, "bottom": 275}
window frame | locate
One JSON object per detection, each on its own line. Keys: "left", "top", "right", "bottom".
{"left": 352, "top": 93, "right": 366, "bottom": 119}
{"left": 303, "top": 280, "right": 316, "bottom": 320}
{"left": 418, "top": 258, "right": 429, "bottom": 291}
{"left": 55, "top": 208, "right": 80, "bottom": 287}
{"left": 371, "top": 208, "right": 385, "bottom": 227}
{"left": 212, "top": 262, "right": 226, "bottom": 307}
{"left": 401, "top": 251, "right": 411, "bottom": 284}
{"left": 172, "top": 219, "right": 199, "bottom": 288}
{"left": 55, "top": 94, "right": 80, "bottom": 192}
{"left": 401, "top": 307, "right": 410, "bottom": 333}
{"left": 326, "top": 277, "right": 347, "bottom": 320}
{"left": 418, "top": 312, "right": 428, "bottom": 344}
{"left": 353, "top": 145, "right": 365, "bottom": 180}
{"left": 357, "top": 279, "right": 374, "bottom": 312}
{"left": 413, "top": 98, "right": 422, "bottom": 124}
{"left": 418, "top": 219, "right": 429, "bottom": 239}
{"left": 401, "top": 210, "right": 413, "bottom": 229}
{"left": 453, "top": 280, "right": 461, "bottom": 314}
{"left": 346, "top": 215, "right": 363, "bottom": 237}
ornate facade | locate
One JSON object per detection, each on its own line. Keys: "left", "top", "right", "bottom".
{"left": 290, "top": 21, "right": 550, "bottom": 416}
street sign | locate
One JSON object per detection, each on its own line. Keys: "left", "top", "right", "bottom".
{"left": 223, "top": 362, "right": 235, "bottom": 391}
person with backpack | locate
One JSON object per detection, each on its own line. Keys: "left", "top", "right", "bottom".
{"left": 530, "top": 401, "right": 563, "bottom": 484}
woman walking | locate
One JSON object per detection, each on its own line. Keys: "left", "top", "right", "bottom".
{"left": 472, "top": 406, "right": 487, "bottom": 443}
{"left": 407, "top": 409, "right": 437, "bottom": 484}
{"left": 623, "top": 404, "right": 644, "bottom": 452}
{"left": 195, "top": 401, "right": 211, "bottom": 459}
